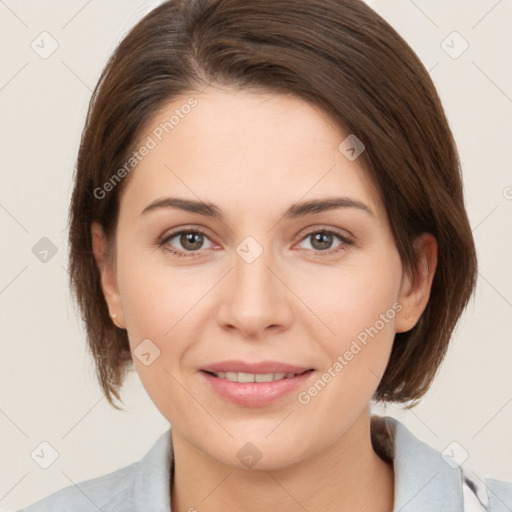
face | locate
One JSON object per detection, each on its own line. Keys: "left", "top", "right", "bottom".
{"left": 93, "top": 86, "right": 434, "bottom": 470}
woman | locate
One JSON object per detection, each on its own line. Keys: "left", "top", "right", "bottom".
{"left": 17, "top": 0, "right": 512, "bottom": 511}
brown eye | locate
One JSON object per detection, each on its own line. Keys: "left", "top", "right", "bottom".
{"left": 297, "top": 228, "right": 353, "bottom": 254}
{"left": 310, "top": 232, "right": 335, "bottom": 250}
{"left": 179, "top": 232, "right": 205, "bottom": 251}
{"left": 160, "top": 229, "right": 214, "bottom": 257}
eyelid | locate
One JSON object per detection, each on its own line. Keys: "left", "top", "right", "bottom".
{"left": 292, "top": 226, "right": 354, "bottom": 255}
{"left": 295, "top": 224, "right": 354, "bottom": 243}
{"left": 159, "top": 226, "right": 214, "bottom": 246}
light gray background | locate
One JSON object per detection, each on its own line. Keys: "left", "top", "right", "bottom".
{"left": 1, "top": 1, "right": 511, "bottom": 510}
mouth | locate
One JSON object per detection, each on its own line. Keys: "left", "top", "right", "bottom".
{"left": 202, "top": 369, "right": 312, "bottom": 383}
{"left": 198, "top": 361, "right": 315, "bottom": 407}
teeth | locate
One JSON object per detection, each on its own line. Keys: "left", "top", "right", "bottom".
{"left": 255, "top": 373, "right": 274, "bottom": 383}
{"left": 212, "top": 371, "right": 297, "bottom": 382}
{"left": 238, "top": 372, "right": 255, "bottom": 383}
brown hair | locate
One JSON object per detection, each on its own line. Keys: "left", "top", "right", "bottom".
{"left": 68, "top": 0, "right": 477, "bottom": 409}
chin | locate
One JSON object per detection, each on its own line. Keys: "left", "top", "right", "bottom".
{"left": 203, "top": 431, "right": 313, "bottom": 472}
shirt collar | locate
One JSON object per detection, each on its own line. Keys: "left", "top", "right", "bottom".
{"left": 371, "top": 415, "right": 464, "bottom": 512}
{"left": 132, "top": 428, "right": 173, "bottom": 512}
{"left": 133, "top": 415, "right": 464, "bottom": 512}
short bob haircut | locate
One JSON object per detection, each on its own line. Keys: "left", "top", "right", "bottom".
{"left": 68, "top": 0, "right": 477, "bottom": 410}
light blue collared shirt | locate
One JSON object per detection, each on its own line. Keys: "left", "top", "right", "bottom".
{"left": 15, "top": 416, "right": 512, "bottom": 511}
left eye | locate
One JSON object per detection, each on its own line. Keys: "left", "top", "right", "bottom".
{"left": 297, "top": 230, "right": 351, "bottom": 252}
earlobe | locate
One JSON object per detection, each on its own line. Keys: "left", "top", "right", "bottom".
{"left": 91, "top": 222, "right": 126, "bottom": 329}
{"left": 395, "top": 233, "right": 438, "bottom": 333}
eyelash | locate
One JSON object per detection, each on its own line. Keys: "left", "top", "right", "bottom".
{"left": 158, "top": 226, "right": 354, "bottom": 258}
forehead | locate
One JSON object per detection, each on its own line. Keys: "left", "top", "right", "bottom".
{"left": 121, "top": 86, "right": 385, "bottom": 221}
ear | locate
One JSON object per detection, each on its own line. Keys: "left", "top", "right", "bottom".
{"left": 91, "top": 221, "right": 125, "bottom": 329}
{"left": 395, "top": 233, "right": 437, "bottom": 333}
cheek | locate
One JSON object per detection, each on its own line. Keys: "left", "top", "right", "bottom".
{"left": 305, "top": 253, "right": 402, "bottom": 344}
{"left": 115, "top": 248, "right": 204, "bottom": 421}
{"left": 299, "top": 249, "right": 402, "bottom": 400}
{"left": 294, "top": 271, "right": 399, "bottom": 434}
{"left": 116, "top": 244, "right": 204, "bottom": 346}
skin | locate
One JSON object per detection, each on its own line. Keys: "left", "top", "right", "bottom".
{"left": 92, "top": 85, "right": 437, "bottom": 512}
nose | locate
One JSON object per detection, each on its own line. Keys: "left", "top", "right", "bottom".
{"left": 216, "top": 243, "right": 294, "bottom": 339}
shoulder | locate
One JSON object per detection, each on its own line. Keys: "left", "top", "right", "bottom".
{"left": 15, "top": 429, "right": 173, "bottom": 512}
{"left": 371, "top": 415, "right": 512, "bottom": 512}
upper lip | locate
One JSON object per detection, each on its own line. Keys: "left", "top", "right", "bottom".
{"left": 200, "top": 360, "right": 313, "bottom": 374}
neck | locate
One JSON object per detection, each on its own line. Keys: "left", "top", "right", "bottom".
{"left": 170, "top": 409, "right": 394, "bottom": 512}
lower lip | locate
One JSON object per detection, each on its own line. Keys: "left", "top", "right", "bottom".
{"left": 199, "top": 370, "right": 315, "bottom": 407}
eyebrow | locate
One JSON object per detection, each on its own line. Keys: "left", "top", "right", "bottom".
{"left": 140, "top": 196, "right": 374, "bottom": 220}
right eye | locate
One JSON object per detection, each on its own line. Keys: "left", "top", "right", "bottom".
{"left": 159, "top": 228, "right": 214, "bottom": 257}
